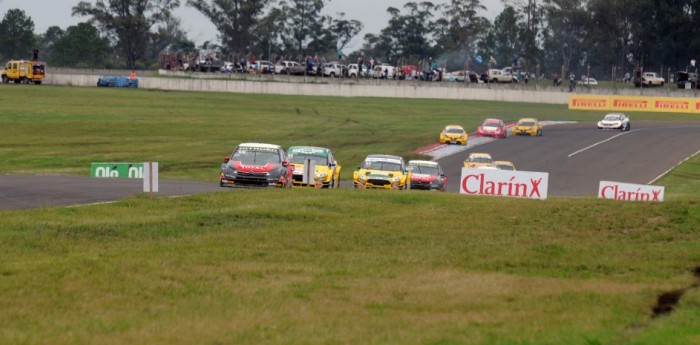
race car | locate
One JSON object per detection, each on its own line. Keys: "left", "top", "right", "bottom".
{"left": 353, "top": 154, "right": 411, "bottom": 190}
{"left": 511, "top": 118, "right": 542, "bottom": 136}
{"left": 439, "top": 125, "right": 468, "bottom": 145}
{"left": 219, "top": 143, "right": 294, "bottom": 188}
{"left": 287, "top": 146, "right": 341, "bottom": 188}
{"left": 494, "top": 160, "right": 516, "bottom": 171}
{"left": 597, "top": 113, "right": 630, "bottom": 131}
{"left": 476, "top": 118, "right": 508, "bottom": 138}
{"left": 407, "top": 160, "right": 447, "bottom": 191}
{"left": 464, "top": 152, "right": 494, "bottom": 168}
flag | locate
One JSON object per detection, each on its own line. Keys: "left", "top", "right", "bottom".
{"left": 474, "top": 55, "right": 483, "bottom": 64}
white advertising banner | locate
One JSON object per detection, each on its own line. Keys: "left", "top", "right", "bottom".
{"left": 460, "top": 168, "right": 549, "bottom": 200}
{"left": 598, "top": 181, "right": 664, "bottom": 202}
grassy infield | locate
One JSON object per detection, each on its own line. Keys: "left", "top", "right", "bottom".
{"left": 1, "top": 85, "right": 699, "bottom": 344}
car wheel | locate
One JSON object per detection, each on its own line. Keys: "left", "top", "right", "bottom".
{"left": 330, "top": 72, "right": 336, "bottom": 78}
{"left": 1, "top": 75, "right": 7, "bottom": 83}
{"left": 626, "top": 123, "right": 631, "bottom": 131}
{"left": 537, "top": 129, "right": 542, "bottom": 136}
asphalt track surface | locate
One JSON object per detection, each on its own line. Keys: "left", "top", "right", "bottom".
{"left": 2, "top": 121, "right": 699, "bottom": 210}
{"left": 437, "top": 121, "right": 700, "bottom": 196}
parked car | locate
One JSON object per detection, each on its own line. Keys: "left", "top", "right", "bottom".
{"left": 372, "top": 64, "right": 397, "bottom": 79}
{"left": 639, "top": 72, "right": 665, "bottom": 87}
{"left": 219, "top": 143, "right": 294, "bottom": 188}
{"left": 275, "top": 60, "right": 305, "bottom": 75}
{"left": 347, "top": 63, "right": 367, "bottom": 78}
{"left": 578, "top": 77, "right": 598, "bottom": 86}
{"left": 249, "top": 60, "right": 275, "bottom": 74}
{"left": 512, "top": 118, "right": 543, "bottom": 136}
{"left": 322, "top": 62, "right": 345, "bottom": 77}
{"left": 407, "top": 160, "right": 447, "bottom": 191}
{"left": 353, "top": 154, "right": 411, "bottom": 190}
{"left": 197, "top": 60, "right": 222, "bottom": 72}
{"left": 674, "top": 71, "right": 697, "bottom": 88}
{"left": 439, "top": 125, "right": 468, "bottom": 145}
{"left": 287, "top": 146, "right": 341, "bottom": 188}
{"left": 464, "top": 153, "right": 494, "bottom": 168}
{"left": 476, "top": 118, "right": 508, "bottom": 138}
{"left": 398, "top": 65, "right": 420, "bottom": 80}
{"left": 485, "top": 68, "right": 516, "bottom": 83}
{"left": 597, "top": 113, "right": 630, "bottom": 131}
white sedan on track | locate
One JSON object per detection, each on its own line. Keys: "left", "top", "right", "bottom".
{"left": 597, "top": 113, "right": 630, "bottom": 131}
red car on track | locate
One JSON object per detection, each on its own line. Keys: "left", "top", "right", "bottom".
{"left": 219, "top": 143, "right": 294, "bottom": 188}
{"left": 476, "top": 118, "right": 508, "bottom": 138}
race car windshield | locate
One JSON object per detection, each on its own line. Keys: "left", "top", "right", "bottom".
{"left": 289, "top": 154, "right": 328, "bottom": 165}
{"left": 410, "top": 165, "right": 439, "bottom": 175}
{"left": 470, "top": 157, "right": 492, "bottom": 163}
{"left": 483, "top": 122, "right": 501, "bottom": 128}
{"left": 604, "top": 115, "right": 621, "bottom": 121}
{"left": 446, "top": 128, "right": 464, "bottom": 134}
{"left": 518, "top": 121, "right": 535, "bottom": 126}
{"left": 363, "top": 161, "right": 402, "bottom": 171}
{"left": 232, "top": 150, "right": 280, "bottom": 165}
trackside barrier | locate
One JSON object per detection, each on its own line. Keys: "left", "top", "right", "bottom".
{"left": 91, "top": 162, "right": 158, "bottom": 194}
{"left": 460, "top": 168, "right": 549, "bottom": 200}
{"left": 598, "top": 181, "right": 664, "bottom": 202}
{"left": 569, "top": 95, "right": 700, "bottom": 113}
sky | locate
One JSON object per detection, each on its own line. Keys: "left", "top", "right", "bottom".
{"left": 0, "top": 0, "right": 503, "bottom": 51}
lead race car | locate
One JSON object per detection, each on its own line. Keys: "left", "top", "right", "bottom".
{"left": 219, "top": 143, "right": 294, "bottom": 188}
{"left": 353, "top": 154, "right": 411, "bottom": 190}
{"left": 287, "top": 146, "right": 341, "bottom": 188}
{"left": 511, "top": 118, "right": 542, "bottom": 136}
{"left": 407, "top": 160, "right": 447, "bottom": 191}
{"left": 597, "top": 113, "right": 630, "bottom": 131}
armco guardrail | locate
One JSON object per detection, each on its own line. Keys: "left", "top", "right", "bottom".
{"left": 45, "top": 70, "right": 700, "bottom": 105}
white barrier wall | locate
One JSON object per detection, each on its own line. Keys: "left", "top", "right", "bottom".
{"left": 49, "top": 72, "right": 692, "bottom": 104}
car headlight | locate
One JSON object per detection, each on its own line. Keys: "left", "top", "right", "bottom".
{"left": 392, "top": 176, "right": 401, "bottom": 182}
{"left": 358, "top": 174, "right": 367, "bottom": 181}
{"left": 316, "top": 172, "right": 327, "bottom": 178}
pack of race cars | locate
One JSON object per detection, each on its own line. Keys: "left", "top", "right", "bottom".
{"left": 219, "top": 113, "right": 625, "bottom": 192}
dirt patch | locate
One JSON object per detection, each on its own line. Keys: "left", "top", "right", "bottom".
{"left": 651, "top": 266, "right": 700, "bottom": 318}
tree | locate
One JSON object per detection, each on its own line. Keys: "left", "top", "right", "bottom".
{"left": 327, "top": 13, "right": 363, "bottom": 53}
{"left": 187, "top": 0, "right": 270, "bottom": 54}
{"left": 0, "top": 9, "right": 36, "bottom": 60}
{"left": 72, "top": 0, "right": 181, "bottom": 69}
{"left": 480, "top": 6, "right": 521, "bottom": 70}
{"left": 38, "top": 26, "right": 65, "bottom": 63}
{"left": 149, "top": 15, "right": 195, "bottom": 61}
{"left": 434, "top": 0, "right": 491, "bottom": 70}
{"left": 50, "top": 23, "right": 111, "bottom": 68}
{"left": 541, "top": 0, "right": 587, "bottom": 77}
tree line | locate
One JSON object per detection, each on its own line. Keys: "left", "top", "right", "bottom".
{"left": 1, "top": 0, "right": 698, "bottom": 80}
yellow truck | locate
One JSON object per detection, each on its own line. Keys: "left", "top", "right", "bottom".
{"left": 2, "top": 60, "right": 45, "bottom": 84}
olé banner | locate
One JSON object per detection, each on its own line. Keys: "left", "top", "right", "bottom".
{"left": 91, "top": 163, "right": 143, "bottom": 178}
{"left": 598, "top": 181, "right": 664, "bottom": 202}
{"left": 460, "top": 168, "right": 549, "bottom": 200}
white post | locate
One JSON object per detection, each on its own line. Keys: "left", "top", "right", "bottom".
{"left": 143, "top": 161, "right": 159, "bottom": 194}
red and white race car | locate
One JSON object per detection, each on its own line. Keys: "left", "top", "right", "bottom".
{"left": 219, "top": 142, "right": 294, "bottom": 188}
{"left": 407, "top": 160, "right": 447, "bottom": 191}
{"left": 476, "top": 118, "right": 508, "bottom": 138}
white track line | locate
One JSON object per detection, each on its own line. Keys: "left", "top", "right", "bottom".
{"left": 568, "top": 131, "right": 631, "bottom": 158}
{"left": 648, "top": 149, "right": 700, "bottom": 184}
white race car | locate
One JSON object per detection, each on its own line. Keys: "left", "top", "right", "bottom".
{"left": 597, "top": 113, "right": 630, "bottom": 131}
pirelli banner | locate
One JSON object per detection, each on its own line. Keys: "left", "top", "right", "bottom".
{"left": 569, "top": 95, "right": 700, "bottom": 114}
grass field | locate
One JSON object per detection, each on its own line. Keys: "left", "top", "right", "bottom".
{"left": 1, "top": 84, "right": 699, "bottom": 344}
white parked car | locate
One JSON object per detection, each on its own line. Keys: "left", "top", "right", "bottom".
{"left": 486, "top": 69, "right": 516, "bottom": 83}
{"left": 347, "top": 63, "right": 368, "bottom": 78}
{"left": 372, "top": 64, "right": 397, "bottom": 79}
{"left": 597, "top": 113, "right": 630, "bottom": 131}
{"left": 641, "top": 72, "right": 665, "bottom": 86}
{"left": 322, "top": 62, "right": 345, "bottom": 77}
{"left": 578, "top": 77, "right": 598, "bottom": 86}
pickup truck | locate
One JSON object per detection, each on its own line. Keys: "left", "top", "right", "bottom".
{"left": 486, "top": 69, "right": 516, "bottom": 83}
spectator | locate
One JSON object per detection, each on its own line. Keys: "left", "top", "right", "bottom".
{"left": 569, "top": 73, "right": 576, "bottom": 92}
{"left": 32, "top": 48, "right": 39, "bottom": 61}
{"left": 524, "top": 72, "right": 529, "bottom": 84}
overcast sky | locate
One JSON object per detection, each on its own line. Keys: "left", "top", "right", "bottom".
{"left": 1, "top": 0, "right": 503, "bottom": 51}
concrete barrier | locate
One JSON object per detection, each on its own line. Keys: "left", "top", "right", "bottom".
{"left": 45, "top": 71, "right": 699, "bottom": 105}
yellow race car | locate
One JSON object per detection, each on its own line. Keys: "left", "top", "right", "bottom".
{"left": 354, "top": 154, "right": 411, "bottom": 190}
{"left": 287, "top": 146, "right": 341, "bottom": 188}
{"left": 464, "top": 152, "right": 494, "bottom": 168}
{"left": 512, "top": 118, "right": 543, "bottom": 136}
{"left": 494, "top": 160, "right": 516, "bottom": 171}
{"left": 439, "top": 125, "right": 468, "bottom": 145}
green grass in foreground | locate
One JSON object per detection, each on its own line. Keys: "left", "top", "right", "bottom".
{"left": 1, "top": 84, "right": 700, "bottom": 344}
{"left": 0, "top": 190, "right": 699, "bottom": 344}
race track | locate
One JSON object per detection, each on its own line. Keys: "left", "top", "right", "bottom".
{"left": 437, "top": 121, "right": 700, "bottom": 196}
{"left": 2, "top": 121, "right": 699, "bottom": 210}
